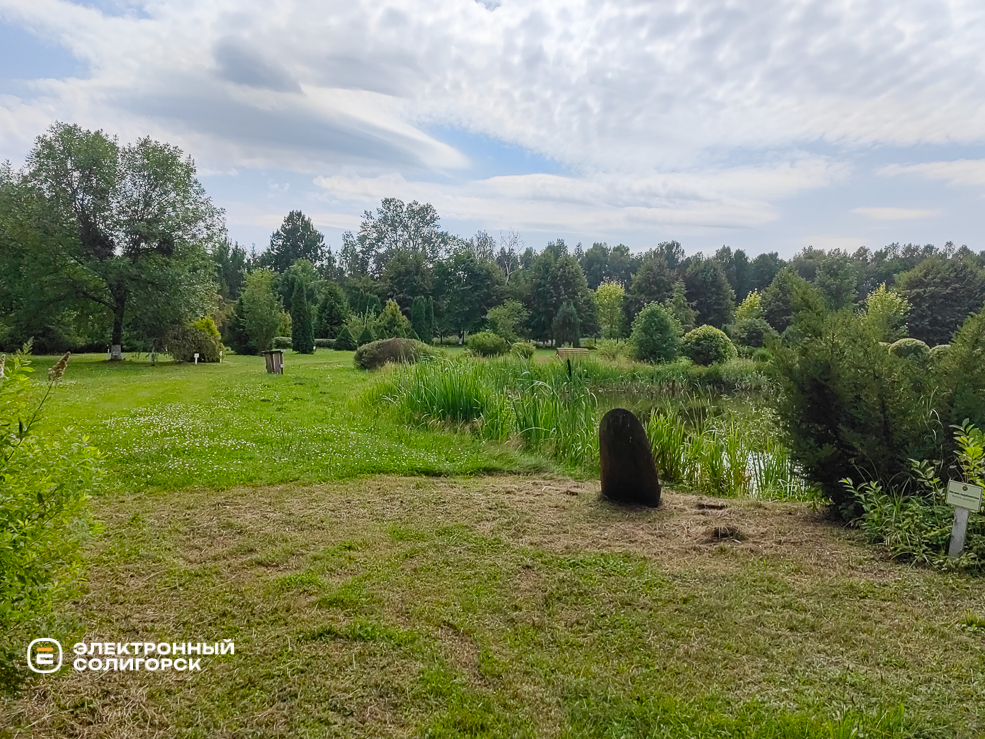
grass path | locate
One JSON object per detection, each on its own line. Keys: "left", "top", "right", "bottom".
{"left": 6, "top": 476, "right": 985, "bottom": 737}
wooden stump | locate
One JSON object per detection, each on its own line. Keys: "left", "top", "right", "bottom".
{"left": 599, "top": 408, "right": 661, "bottom": 507}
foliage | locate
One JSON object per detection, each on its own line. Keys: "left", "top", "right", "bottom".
{"left": 347, "top": 198, "right": 446, "bottom": 277}
{"left": 552, "top": 300, "right": 581, "bottom": 347}
{"left": 524, "top": 244, "right": 598, "bottom": 341}
{"left": 467, "top": 331, "right": 510, "bottom": 357}
{"left": 888, "top": 338, "right": 930, "bottom": 361}
{"left": 851, "top": 423, "right": 985, "bottom": 570}
{"left": 263, "top": 211, "right": 325, "bottom": 273}
{"left": 813, "top": 252, "right": 858, "bottom": 310}
{"left": 485, "top": 300, "right": 528, "bottom": 343}
{"left": 858, "top": 283, "right": 909, "bottom": 342}
{"left": 375, "top": 299, "right": 413, "bottom": 339}
{"left": 761, "top": 268, "right": 823, "bottom": 334}
{"left": 19, "top": 122, "right": 223, "bottom": 350}
{"left": 681, "top": 325, "right": 738, "bottom": 366}
{"left": 596, "top": 339, "right": 625, "bottom": 361}
{"left": 935, "top": 308, "right": 985, "bottom": 432}
{"left": 684, "top": 257, "right": 735, "bottom": 329}
{"left": 735, "top": 290, "right": 764, "bottom": 322}
{"left": 353, "top": 338, "right": 438, "bottom": 370}
{"left": 630, "top": 303, "right": 681, "bottom": 364}
{"left": 624, "top": 255, "right": 676, "bottom": 325}
{"left": 897, "top": 256, "right": 985, "bottom": 345}
{"left": 410, "top": 295, "right": 432, "bottom": 343}
{"left": 772, "top": 310, "right": 937, "bottom": 516}
{"left": 271, "top": 336, "right": 292, "bottom": 350}
{"left": 358, "top": 325, "right": 375, "bottom": 347}
{"left": 333, "top": 326, "right": 357, "bottom": 351}
{"left": 166, "top": 317, "right": 222, "bottom": 362}
{"left": 510, "top": 341, "right": 535, "bottom": 359}
{"left": 316, "top": 282, "right": 350, "bottom": 339}
{"left": 594, "top": 281, "right": 625, "bottom": 339}
{"left": 314, "top": 338, "right": 334, "bottom": 349}
{"left": 731, "top": 318, "right": 778, "bottom": 349}
{"left": 433, "top": 247, "right": 505, "bottom": 340}
{"left": 238, "top": 269, "right": 282, "bottom": 353}
{"left": 663, "top": 280, "right": 696, "bottom": 333}
{"left": 212, "top": 239, "right": 248, "bottom": 300}
{"left": 290, "top": 281, "right": 315, "bottom": 354}
{"left": 0, "top": 353, "right": 101, "bottom": 693}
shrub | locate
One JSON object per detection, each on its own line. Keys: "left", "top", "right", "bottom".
{"left": 376, "top": 300, "right": 413, "bottom": 339}
{"left": 888, "top": 338, "right": 930, "bottom": 361}
{"left": 166, "top": 318, "right": 223, "bottom": 362}
{"left": 930, "top": 344, "right": 950, "bottom": 359}
{"left": 468, "top": 331, "right": 509, "bottom": 357}
{"left": 271, "top": 336, "right": 292, "bottom": 350}
{"left": 511, "top": 341, "right": 536, "bottom": 360}
{"left": 1, "top": 353, "right": 101, "bottom": 693}
{"left": 314, "top": 338, "right": 334, "bottom": 349}
{"left": 354, "top": 338, "right": 438, "bottom": 370}
{"left": 334, "top": 326, "right": 357, "bottom": 351}
{"left": 752, "top": 348, "right": 772, "bottom": 363}
{"left": 682, "top": 325, "right": 737, "bottom": 366}
{"left": 596, "top": 339, "right": 624, "bottom": 361}
{"left": 731, "top": 318, "right": 778, "bottom": 349}
{"left": 358, "top": 325, "right": 375, "bottom": 347}
{"left": 631, "top": 303, "right": 681, "bottom": 363}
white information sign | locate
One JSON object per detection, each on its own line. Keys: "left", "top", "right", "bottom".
{"left": 946, "top": 480, "right": 983, "bottom": 513}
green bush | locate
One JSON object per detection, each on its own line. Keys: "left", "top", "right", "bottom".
{"left": 682, "top": 325, "right": 738, "bottom": 365}
{"left": 334, "top": 326, "right": 357, "bottom": 351}
{"left": 468, "top": 331, "right": 510, "bottom": 357}
{"left": 930, "top": 344, "right": 950, "bottom": 359}
{"left": 166, "top": 318, "right": 223, "bottom": 362}
{"left": 510, "top": 341, "right": 536, "bottom": 360}
{"left": 1, "top": 353, "right": 101, "bottom": 693}
{"left": 596, "top": 339, "right": 624, "bottom": 361}
{"left": 271, "top": 336, "right": 292, "bottom": 350}
{"left": 752, "top": 348, "right": 772, "bottom": 363}
{"left": 631, "top": 303, "right": 681, "bottom": 363}
{"left": 375, "top": 300, "right": 413, "bottom": 339}
{"left": 888, "top": 338, "right": 930, "bottom": 361}
{"left": 731, "top": 318, "right": 778, "bottom": 349}
{"left": 358, "top": 325, "right": 375, "bottom": 347}
{"left": 314, "top": 338, "right": 334, "bottom": 349}
{"left": 354, "top": 338, "right": 438, "bottom": 370}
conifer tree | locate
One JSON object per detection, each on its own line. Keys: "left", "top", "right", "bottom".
{"left": 290, "top": 281, "right": 315, "bottom": 353}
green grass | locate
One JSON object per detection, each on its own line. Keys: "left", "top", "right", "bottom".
{"left": 34, "top": 352, "right": 554, "bottom": 492}
{"left": 6, "top": 351, "right": 985, "bottom": 737}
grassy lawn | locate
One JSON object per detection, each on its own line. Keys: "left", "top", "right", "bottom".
{"left": 4, "top": 351, "right": 985, "bottom": 737}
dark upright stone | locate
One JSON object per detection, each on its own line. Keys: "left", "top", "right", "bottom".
{"left": 599, "top": 408, "right": 661, "bottom": 507}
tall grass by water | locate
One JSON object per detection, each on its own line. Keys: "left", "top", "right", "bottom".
{"left": 368, "top": 356, "right": 816, "bottom": 500}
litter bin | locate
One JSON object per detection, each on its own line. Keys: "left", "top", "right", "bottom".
{"left": 262, "top": 350, "right": 284, "bottom": 375}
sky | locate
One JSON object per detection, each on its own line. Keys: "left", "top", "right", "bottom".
{"left": 1, "top": 0, "right": 983, "bottom": 259}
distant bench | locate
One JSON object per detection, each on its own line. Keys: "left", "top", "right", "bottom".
{"left": 556, "top": 347, "right": 590, "bottom": 360}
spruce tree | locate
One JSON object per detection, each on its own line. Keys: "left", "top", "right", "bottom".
{"left": 334, "top": 325, "right": 357, "bottom": 351}
{"left": 411, "top": 296, "right": 428, "bottom": 341}
{"left": 358, "top": 325, "right": 375, "bottom": 346}
{"left": 316, "top": 282, "right": 349, "bottom": 338}
{"left": 553, "top": 300, "right": 581, "bottom": 347}
{"left": 290, "top": 281, "right": 315, "bottom": 353}
{"left": 426, "top": 297, "right": 436, "bottom": 344}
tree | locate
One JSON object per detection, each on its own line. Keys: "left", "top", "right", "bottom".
{"left": 631, "top": 303, "right": 681, "bottom": 363}
{"left": 213, "top": 239, "right": 248, "bottom": 300}
{"left": 553, "top": 301, "right": 581, "bottom": 347}
{"left": 663, "top": 281, "right": 696, "bottom": 333}
{"left": 594, "top": 281, "right": 625, "bottom": 338}
{"left": 240, "top": 269, "right": 281, "bottom": 352}
{"left": 486, "top": 300, "right": 528, "bottom": 343}
{"left": 21, "top": 122, "right": 222, "bottom": 358}
{"left": 290, "top": 280, "right": 315, "bottom": 353}
{"left": 608, "top": 244, "right": 635, "bottom": 287}
{"left": 334, "top": 325, "right": 357, "bottom": 351}
{"left": 858, "top": 283, "right": 909, "bottom": 342}
{"left": 381, "top": 250, "right": 431, "bottom": 313}
{"left": 375, "top": 299, "right": 413, "bottom": 339}
{"left": 624, "top": 254, "right": 677, "bottom": 326}
{"left": 735, "top": 290, "right": 764, "bottom": 322}
{"left": 582, "top": 243, "right": 611, "bottom": 289}
{"left": 354, "top": 198, "right": 446, "bottom": 275}
{"left": 277, "top": 259, "right": 319, "bottom": 313}
{"left": 426, "top": 297, "right": 436, "bottom": 344}
{"left": 496, "top": 230, "right": 523, "bottom": 284}
{"left": 410, "top": 296, "right": 429, "bottom": 341}
{"left": 761, "top": 268, "right": 823, "bottom": 334}
{"left": 434, "top": 247, "right": 506, "bottom": 342}
{"left": 750, "top": 252, "right": 785, "bottom": 292}
{"left": 264, "top": 211, "right": 325, "bottom": 273}
{"left": 814, "top": 251, "right": 858, "bottom": 310}
{"left": 524, "top": 248, "right": 597, "bottom": 341}
{"left": 316, "top": 282, "right": 350, "bottom": 339}
{"left": 896, "top": 257, "right": 985, "bottom": 345}
{"left": 684, "top": 257, "right": 735, "bottom": 329}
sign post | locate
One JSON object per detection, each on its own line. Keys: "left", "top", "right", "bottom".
{"left": 194, "top": 352, "right": 199, "bottom": 365}
{"left": 946, "top": 480, "right": 982, "bottom": 558}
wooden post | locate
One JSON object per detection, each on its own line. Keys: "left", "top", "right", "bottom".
{"left": 949, "top": 507, "right": 971, "bottom": 558}
{"left": 946, "top": 480, "right": 982, "bottom": 559}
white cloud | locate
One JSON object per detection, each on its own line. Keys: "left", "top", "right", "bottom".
{"left": 853, "top": 206, "right": 939, "bottom": 220}
{"left": 879, "top": 160, "right": 985, "bottom": 187}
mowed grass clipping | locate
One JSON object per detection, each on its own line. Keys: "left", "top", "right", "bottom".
{"left": 35, "top": 352, "right": 552, "bottom": 491}
{"left": 7, "top": 477, "right": 985, "bottom": 738}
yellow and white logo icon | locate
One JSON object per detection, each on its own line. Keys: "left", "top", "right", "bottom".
{"left": 27, "top": 639, "right": 63, "bottom": 674}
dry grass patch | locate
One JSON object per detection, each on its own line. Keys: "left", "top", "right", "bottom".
{"left": 4, "top": 476, "right": 985, "bottom": 738}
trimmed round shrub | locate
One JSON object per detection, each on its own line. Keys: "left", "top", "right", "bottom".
{"left": 271, "top": 336, "right": 292, "bottom": 350}
{"left": 731, "top": 318, "right": 778, "bottom": 349}
{"left": 631, "top": 303, "right": 681, "bottom": 364}
{"left": 354, "top": 338, "right": 438, "bottom": 370}
{"left": 682, "top": 325, "right": 737, "bottom": 366}
{"left": 888, "top": 338, "right": 930, "bottom": 361}
{"left": 511, "top": 341, "right": 536, "bottom": 359}
{"left": 166, "top": 319, "right": 223, "bottom": 362}
{"left": 468, "top": 331, "right": 509, "bottom": 357}
{"left": 930, "top": 343, "right": 950, "bottom": 360}
{"left": 334, "top": 326, "right": 358, "bottom": 351}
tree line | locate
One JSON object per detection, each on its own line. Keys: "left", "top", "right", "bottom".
{"left": 3, "top": 123, "right": 985, "bottom": 356}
